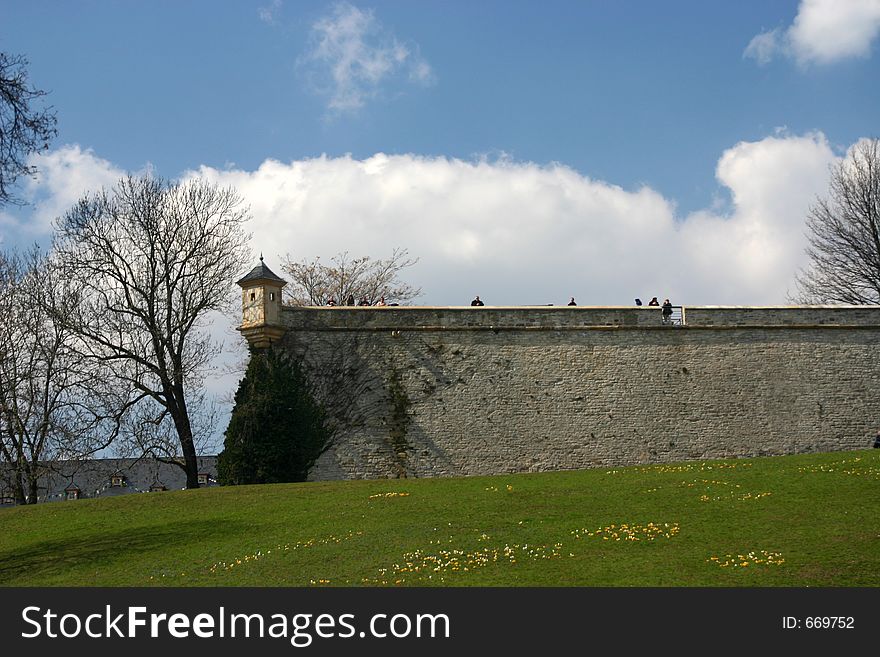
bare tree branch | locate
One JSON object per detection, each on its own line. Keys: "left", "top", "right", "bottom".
{"left": 0, "top": 247, "right": 129, "bottom": 503}
{"left": 52, "top": 175, "right": 250, "bottom": 488}
{"left": 794, "top": 139, "right": 880, "bottom": 304}
{"left": 282, "top": 248, "right": 421, "bottom": 306}
{"left": 0, "top": 52, "right": 57, "bottom": 206}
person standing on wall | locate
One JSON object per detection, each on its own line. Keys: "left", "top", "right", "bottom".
{"left": 471, "top": 296, "right": 484, "bottom": 306}
{"left": 661, "top": 298, "right": 674, "bottom": 324}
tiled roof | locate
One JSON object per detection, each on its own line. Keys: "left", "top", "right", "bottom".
{"left": 236, "top": 258, "right": 286, "bottom": 286}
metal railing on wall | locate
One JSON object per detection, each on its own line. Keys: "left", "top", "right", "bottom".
{"left": 661, "top": 305, "right": 685, "bottom": 326}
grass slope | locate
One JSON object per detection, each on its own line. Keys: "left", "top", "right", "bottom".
{"left": 1, "top": 449, "right": 878, "bottom": 587}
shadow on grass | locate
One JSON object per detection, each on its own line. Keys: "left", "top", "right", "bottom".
{"left": 0, "top": 519, "right": 240, "bottom": 585}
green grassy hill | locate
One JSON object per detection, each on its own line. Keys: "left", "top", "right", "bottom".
{"left": 1, "top": 449, "right": 878, "bottom": 587}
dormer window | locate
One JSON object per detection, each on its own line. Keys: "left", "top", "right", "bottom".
{"left": 110, "top": 474, "right": 125, "bottom": 487}
{"left": 197, "top": 473, "right": 209, "bottom": 486}
{"left": 149, "top": 482, "right": 167, "bottom": 493}
{"left": 65, "top": 485, "right": 81, "bottom": 501}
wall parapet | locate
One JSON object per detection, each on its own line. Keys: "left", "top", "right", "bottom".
{"left": 280, "top": 305, "right": 880, "bottom": 331}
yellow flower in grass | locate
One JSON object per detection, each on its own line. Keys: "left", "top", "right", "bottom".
{"left": 708, "top": 550, "right": 784, "bottom": 568}
{"left": 572, "top": 521, "right": 679, "bottom": 541}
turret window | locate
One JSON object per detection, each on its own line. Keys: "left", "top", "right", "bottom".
{"left": 250, "top": 292, "right": 256, "bottom": 301}
{"left": 269, "top": 292, "right": 275, "bottom": 301}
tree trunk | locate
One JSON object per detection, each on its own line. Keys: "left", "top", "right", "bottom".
{"left": 28, "top": 473, "right": 38, "bottom": 504}
{"left": 181, "top": 434, "right": 200, "bottom": 489}
{"left": 172, "top": 411, "right": 200, "bottom": 489}
{"left": 14, "top": 475, "right": 26, "bottom": 505}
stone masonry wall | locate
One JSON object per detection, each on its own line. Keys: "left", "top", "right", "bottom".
{"left": 271, "top": 306, "right": 880, "bottom": 480}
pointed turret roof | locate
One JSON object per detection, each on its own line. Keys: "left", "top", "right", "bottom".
{"left": 236, "top": 256, "right": 287, "bottom": 287}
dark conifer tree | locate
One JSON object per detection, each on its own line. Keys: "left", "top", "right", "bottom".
{"left": 218, "top": 349, "right": 329, "bottom": 485}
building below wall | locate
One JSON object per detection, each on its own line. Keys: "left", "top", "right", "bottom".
{"left": 0, "top": 457, "right": 218, "bottom": 506}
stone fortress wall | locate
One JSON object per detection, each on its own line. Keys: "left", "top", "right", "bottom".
{"left": 266, "top": 305, "right": 880, "bottom": 480}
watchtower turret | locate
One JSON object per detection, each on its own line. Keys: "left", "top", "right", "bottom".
{"left": 236, "top": 256, "right": 287, "bottom": 349}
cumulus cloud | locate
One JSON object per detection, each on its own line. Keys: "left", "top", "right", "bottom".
{"left": 1, "top": 134, "right": 843, "bottom": 307}
{"left": 745, "top": 0, "right": 880, "bottom": 66}
{"left": 0, "top": 145, "right": 124, "bottom": 244}
{"left": 179, "top": 132, "right": 838, "bottom": 307}
{"left": 299, "top": 2, "right": 434, "bottom": 113}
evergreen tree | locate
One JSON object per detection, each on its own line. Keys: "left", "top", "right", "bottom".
{"left": 218, "top": 349, "right": 330, "bottom": 485}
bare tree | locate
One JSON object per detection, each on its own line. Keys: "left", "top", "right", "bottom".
{"left": 0, "top": 248, "right": 129, "bottom": 503}
{"left": 0, "top": 52, "right": 57, "bottom": 206}
{"left": 283, "top": 249, "right": 421, "bottom": 305}
{"left": 795, "top": 138, "right": 880, "bottom": 304}
{"left": 53, "top": 176, "right": 250, "bottom": 488}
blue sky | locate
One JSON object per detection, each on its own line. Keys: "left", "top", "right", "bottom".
{"left": 2, "top": 0, "right": 879, "bottom": 306}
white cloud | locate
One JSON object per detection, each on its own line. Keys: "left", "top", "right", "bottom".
{"left": 0, "top": 145, "right": 124, "bottom": 244}
{"left": 181, "top": 132, "right": 840, "bottom": 307}
{"left": 744, "top": 28, "right": 782, "bottom": 66}
{"left": 745, "top": 0, "right": 880, "bottom": 66}
{"left": 681, "top": 133, "right": 836, "bottom": 300}
{"left": 258, "top": 0, "right": 283, "bottom": 26}
{"left": 1, "top": 134, "right": 843, "bottom": 307}
{"left": 299, "top": 2, "right": 434, "bottom": 113}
